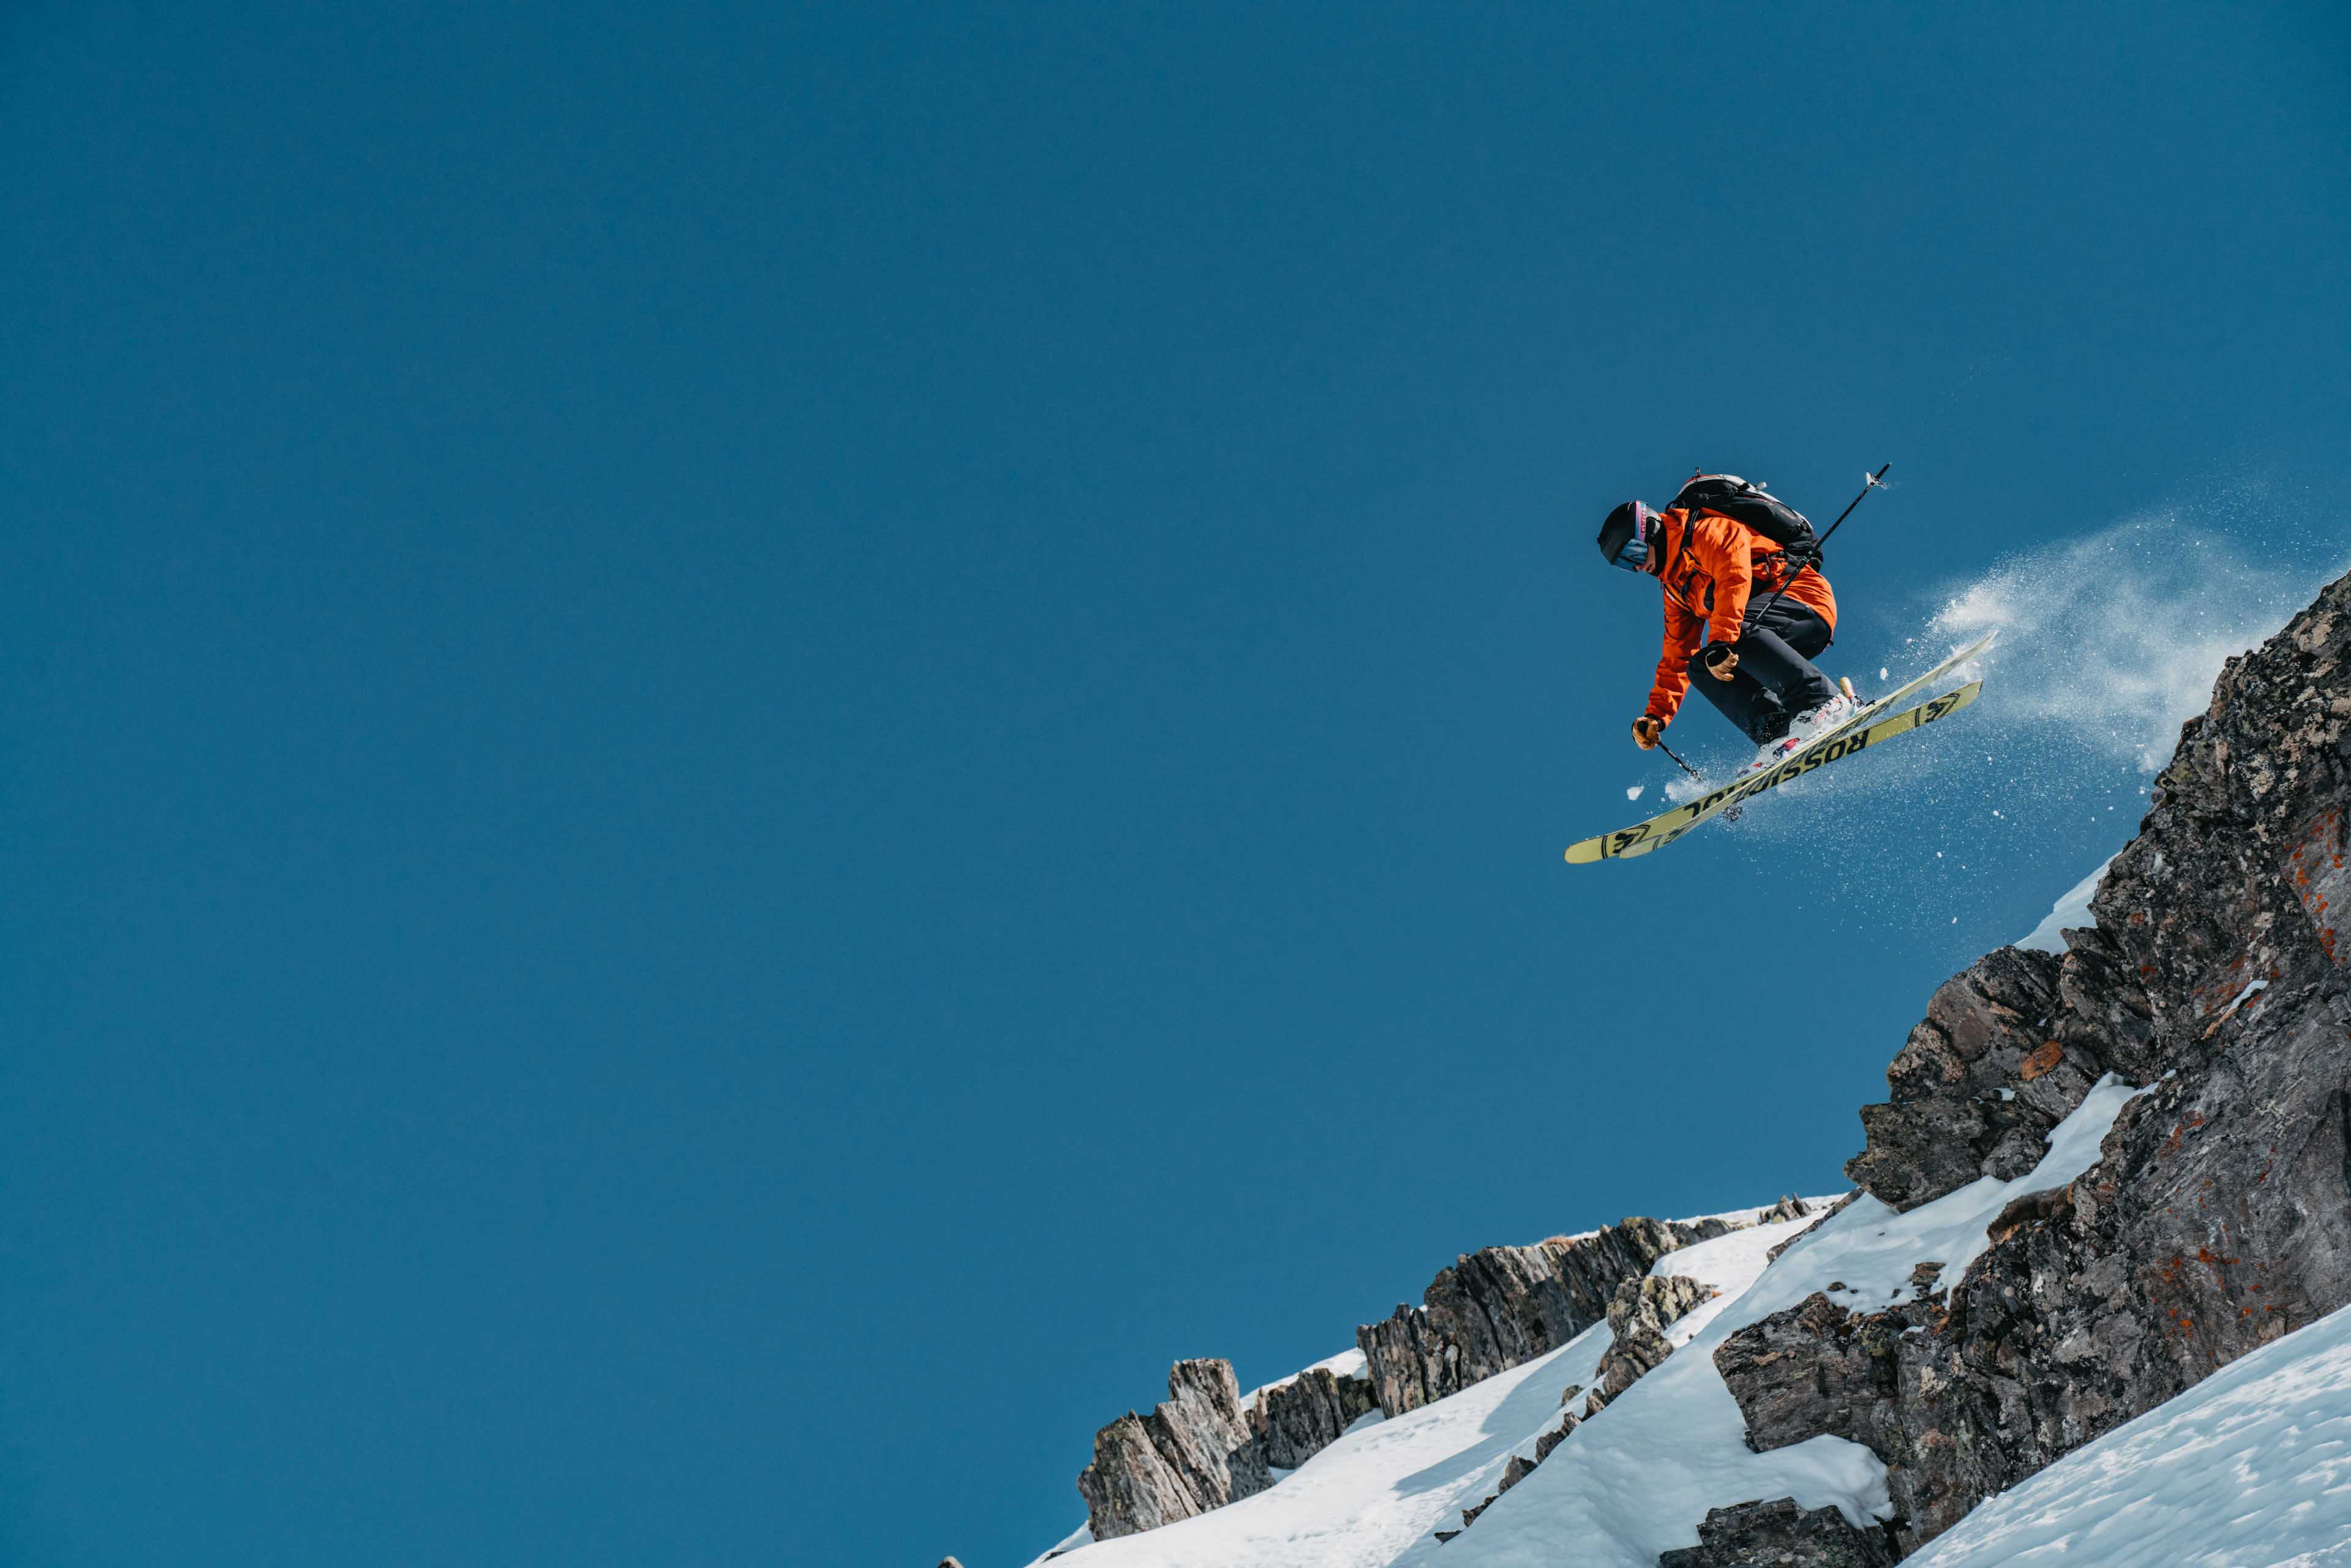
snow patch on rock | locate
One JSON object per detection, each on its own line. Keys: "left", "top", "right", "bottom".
{"left": 2016, "top": 855, "right": 2113, "bottom": 953}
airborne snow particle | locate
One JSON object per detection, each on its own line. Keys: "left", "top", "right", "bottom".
{"left": 1880, "top": 666, "right": 1889, "bottom": 680}
{"left": 1627, "top": 785, "right": 1644, "bottom": 801}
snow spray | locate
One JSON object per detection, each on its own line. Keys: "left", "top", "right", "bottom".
{"left": 1709, "top": 483, "right": 2348, "bottom": 948}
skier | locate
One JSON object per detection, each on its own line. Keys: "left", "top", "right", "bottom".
{"left": 1596, "top": 478, "right": 1854, "bottom": 764}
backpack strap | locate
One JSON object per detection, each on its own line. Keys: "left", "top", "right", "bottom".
{"left": 1660, "top": 510, "right": 1706, "bottom": 621}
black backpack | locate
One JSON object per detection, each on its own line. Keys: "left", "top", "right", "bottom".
{"left": 1669, "top": 474, "right": 1821, "bottom": 565}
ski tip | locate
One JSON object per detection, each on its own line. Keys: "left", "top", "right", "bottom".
{"left": 1937, "top": 628, "right": 2000, "bottom": 668}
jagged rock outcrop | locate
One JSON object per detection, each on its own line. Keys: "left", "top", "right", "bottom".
{"left": 1248, "top": 1362, "right": 1381, "bottom": 1469}
{"left": 1768, "top": 1191, "right": 1858, "bottom": 1263}
{"left": 1357, "top": 1215, "right": 1739, "bottom": 1417}
{"left": 1717, "top": 569, "right": 2351, "bottom": 1557}
{"left": 1076, "top": 1354, "right": 1378, "bottom": 1539}
{"left": 1657, "top": 1498, "right": 1899, "bottom": 1567}
{"left": 1844, "top": 947, "right": 2109, "bottom": 1210}
{"left": 1595, "top": 1273, "right": 1717, "bottom": 1398}
{"left": 1070, "top": 1202, "right": 1810, "bottom": 1547}
{"left": 1714, "top": 1291, "right": 1932, "bottom": 1459}
{"left": 1077, "top": 1359, "right": 1272, "bottom": 1539}
{"left": 1443, "top": 1438, "right": 1558, "bottom": 1545}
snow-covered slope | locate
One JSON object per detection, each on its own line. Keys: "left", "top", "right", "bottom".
{"left": 1907, "top": 1299, "right": 2351, "bottom": 1567}
{"left": 1037, "top": 1307, "right": 1608, "bottom": 1568}
{"left": 1030, "top": 1210, "right": 1825, "bottom": 1568}
{"left": 1033, "top": 1080, "right": 2150, "bottom": 1568}
{"left": 1432, "top": 1079, "right": 2148, "bottom": 1567}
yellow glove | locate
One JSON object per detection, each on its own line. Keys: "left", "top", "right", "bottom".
{"left": 1632, "top": 716, "right": 1663, "bottom": 750}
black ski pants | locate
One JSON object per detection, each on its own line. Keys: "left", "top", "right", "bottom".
{"left": 1687, "top": 601, "right": 1838, "bottom": 745}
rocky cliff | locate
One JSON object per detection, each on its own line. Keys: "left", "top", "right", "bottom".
{"left": 1709, "top": 568, "right": 2351, "bottom": 1558}
{"left": 1435, "top": 1264, "right": 1724, "bottom": 1548}
{"left": 1355, "top": 1210, "right": 1791, "bottom": 1419}
{"left": 1076, "top": 1359, "right": 1275, "bottom": 1540}
{"left": 1072, "top": 1202, "right": 1810, "bottom": 1545}
{"left": 1073, "top": 1354, "right": 1387, "bottom": 1540}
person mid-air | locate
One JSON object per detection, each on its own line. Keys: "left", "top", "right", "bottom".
{"left": 1596, "top": 474, "right": 1855, "bottom": 768}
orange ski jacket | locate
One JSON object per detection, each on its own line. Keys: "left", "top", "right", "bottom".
{"left": 1643, "top": 506, "right": 1839, "bottom": 726}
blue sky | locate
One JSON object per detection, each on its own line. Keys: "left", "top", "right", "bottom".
{"left": 2, "top": 4, "right": 2346, "bottom": 1567}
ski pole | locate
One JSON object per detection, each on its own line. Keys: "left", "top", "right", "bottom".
{"left": 1742, "top": 463, "right": 1891, "bottom": 628}
{"left": 1656, "top": 737, "right": 1703, "bottom": 782}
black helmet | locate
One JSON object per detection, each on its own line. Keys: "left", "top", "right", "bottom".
{"left": 1597, "top": 501, "right": 1654, "bottom": 573}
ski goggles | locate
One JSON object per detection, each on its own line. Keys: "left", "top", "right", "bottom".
{"left": 1597, "top": 501, "right": 1653, "bottom": 572}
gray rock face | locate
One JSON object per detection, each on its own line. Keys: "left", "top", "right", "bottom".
{"left": 1532, "top": 1409, "right": 1580, "bottom": 1461}
{"left": 1657, "top": 1498, "right": 1898, "bottom": 1567}
{"left": 1357, "top": 1215, "right": 1734, "bottom": 1417}
{"left": 1077, "top": 1359, "right": 1272, "bottom": 1540}
{"left": 1075, "top": 1354, "right": 1378, "bottom": 1541}
{"left": 1845, "top": 947, "right": 2102, "bottom": 1210}
{"left": 1248, "top": 1362, "right": 1381, "bottom": 1470}
{"left": 1714, "top": 1291, "right": 1931, "bottom": 1461}
{"left": 1595, "top": 1273, "right": 1717, "bottom": 1399}
{"left": 1718, "top": 569, "right": 2351, "bottom": 1556}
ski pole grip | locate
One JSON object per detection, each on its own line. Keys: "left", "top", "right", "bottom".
{"left": 1702, "top": 643, "right": 1736, "bottom": 670}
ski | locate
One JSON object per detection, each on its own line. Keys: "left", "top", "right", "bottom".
{"left": 1565, "top": 631, "right": 1996, "bottom": 865}
{"left": 1567, "top": 680, "right": 1981, "bottom": 863}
